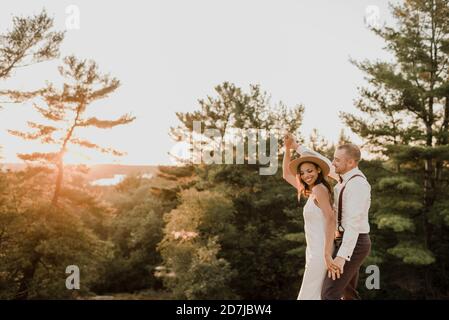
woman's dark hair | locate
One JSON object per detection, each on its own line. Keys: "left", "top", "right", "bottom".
{"left": 296, "top": 162, "right": 334, "bottom": 204}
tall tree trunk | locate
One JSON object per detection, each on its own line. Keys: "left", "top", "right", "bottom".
{"left": 51, "top": 157, "right": 63, "bottom": 206}
{"left": 422, "top": 93, "right": 435, "bottom": 299}
{"left": 443, "top": 96, "right": 449, "bottom": 144}
{"left": 423, "top": 97, "right": 435, "bottom": 250}
{"left": 51, "top": 104, "right": 82, "bottom": 206}
{"left": 435, "top": 96, "right": 449, "bottom": 181}
{"left": 15, "top": 256, "right": 40, "bottom": 300}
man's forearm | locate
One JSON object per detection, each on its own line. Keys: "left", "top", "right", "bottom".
{"left": 336, "top": 228, "right": 359, "bottom": 261}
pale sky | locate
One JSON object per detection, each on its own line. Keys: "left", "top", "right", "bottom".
{"left": 0, "top": 0, "right": 395, "bottom": 165}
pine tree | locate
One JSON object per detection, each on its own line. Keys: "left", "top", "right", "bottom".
{"left": 0, "top": 166, "right": 112, "bottom": 299}
{"left": 1, "top": 56, "right": 135, "bottom": 205}
{"left": 338, "top": 128, "right": 352, "bottom": 145}
{"left": 165, "top": 83, "right": 307, "bottom": 299}
{"left": 169, "top": 82, "right": 304, "bottom": 166}
{"left": 341, "top": 0, "right": 449, "bottom": 298}
{"left": 0, "top": 9, "right": 64, "bottom": 81}
{"left": 308, "top": 128, "right": 333, "bottom": 154}
{"left": 158, "top": 188, "right": 239, "bottom": 299}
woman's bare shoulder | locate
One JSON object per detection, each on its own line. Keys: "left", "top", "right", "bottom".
{"left": 311, "top": 184, "right": 329, "bottom": 198}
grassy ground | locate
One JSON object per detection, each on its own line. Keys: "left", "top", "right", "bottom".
{"left": 86, "top": 289, "right": 174, "bottom": 300}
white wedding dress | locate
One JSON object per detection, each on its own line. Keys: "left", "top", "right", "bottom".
{"left": 297, "top": 195, "right": 328, "bottom": 300}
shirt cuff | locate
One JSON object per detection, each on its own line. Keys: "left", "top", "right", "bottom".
{"left": 336, "top": 246, "right": 353, "bottom": 261}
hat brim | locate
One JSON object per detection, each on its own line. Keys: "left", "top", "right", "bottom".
{"left": 288, "top": 156, "right": 330, "bottom": 178}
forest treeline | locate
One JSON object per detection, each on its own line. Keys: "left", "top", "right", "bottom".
{"left": 1, "top": 1, "right": 448, "bottom": 299}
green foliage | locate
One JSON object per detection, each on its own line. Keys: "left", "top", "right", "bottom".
{"left": 387, "top": 242, "right": 436, "bottom": 265}
{"left": 343, "top": 0, "right": 449, "bottom": 299}
{"left": 161, "top": 82, "right": 312, "bottom": 299}
{"left": 169, "top": 81, "right": 304, "bottom": 165}
{"left": 158, "top": 188, "right": 239, "bottom": 299}
{"left": 1, "top": 1, "right": 448, "bottom": 298}
{"left": 0, "top": 10, "right": 64, "bottom": 80}
{"left": 283, "top": 232, "right": 306, "bottom": 243}
{"left": 91, "top": 175, "right": 166, "bottom": 294}
{"left": 377, "top": 176, "right": 420, "bottom": 193}
{"left": 0, "top": 168, "right": 111, "bottom": 299}
{"left": 2, "top": 55, "right": 135, "bottom": 205}
{"left": 429, "top": 200, "right": 449, "bottom": 226}
{"left": 376, "top": 214, "right": 415, "bottom": 232}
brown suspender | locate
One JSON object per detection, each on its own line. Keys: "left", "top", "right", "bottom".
{"left": 337, "top": 174, "right": 365, "bottom": 233}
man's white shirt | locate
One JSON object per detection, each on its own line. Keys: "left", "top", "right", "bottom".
{"left": 295, "top": 146, "right": 371, "bottom": 261}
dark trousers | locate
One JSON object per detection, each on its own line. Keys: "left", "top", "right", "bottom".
{"left": 321, "top": 234, "right": 371, "bottom": 300}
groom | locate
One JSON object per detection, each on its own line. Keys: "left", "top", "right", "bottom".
{"left": 292, "top": 141, "right": 372, "bottom": 300}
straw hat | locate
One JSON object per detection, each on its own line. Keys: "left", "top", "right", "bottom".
{"left": 288, "top": 152, "right": 330, "bottom": 177}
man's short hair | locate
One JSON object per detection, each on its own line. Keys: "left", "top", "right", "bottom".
{"left": 337, "top": 143, "right": 361, "bottom": 162}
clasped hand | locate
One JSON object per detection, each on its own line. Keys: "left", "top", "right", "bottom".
{"left": 325, "top": 256, "right": 346, "bottom": 280}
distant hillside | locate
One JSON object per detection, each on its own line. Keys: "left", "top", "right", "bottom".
{"left": 82, "top": 164, "right": 158, "bottom": 181}
{"left": 1, "top": 163, "right": 159, "bottom": 182}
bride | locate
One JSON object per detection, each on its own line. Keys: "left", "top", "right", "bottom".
{"left": 282, "top": 134, "right": 339, "bottom": 300}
